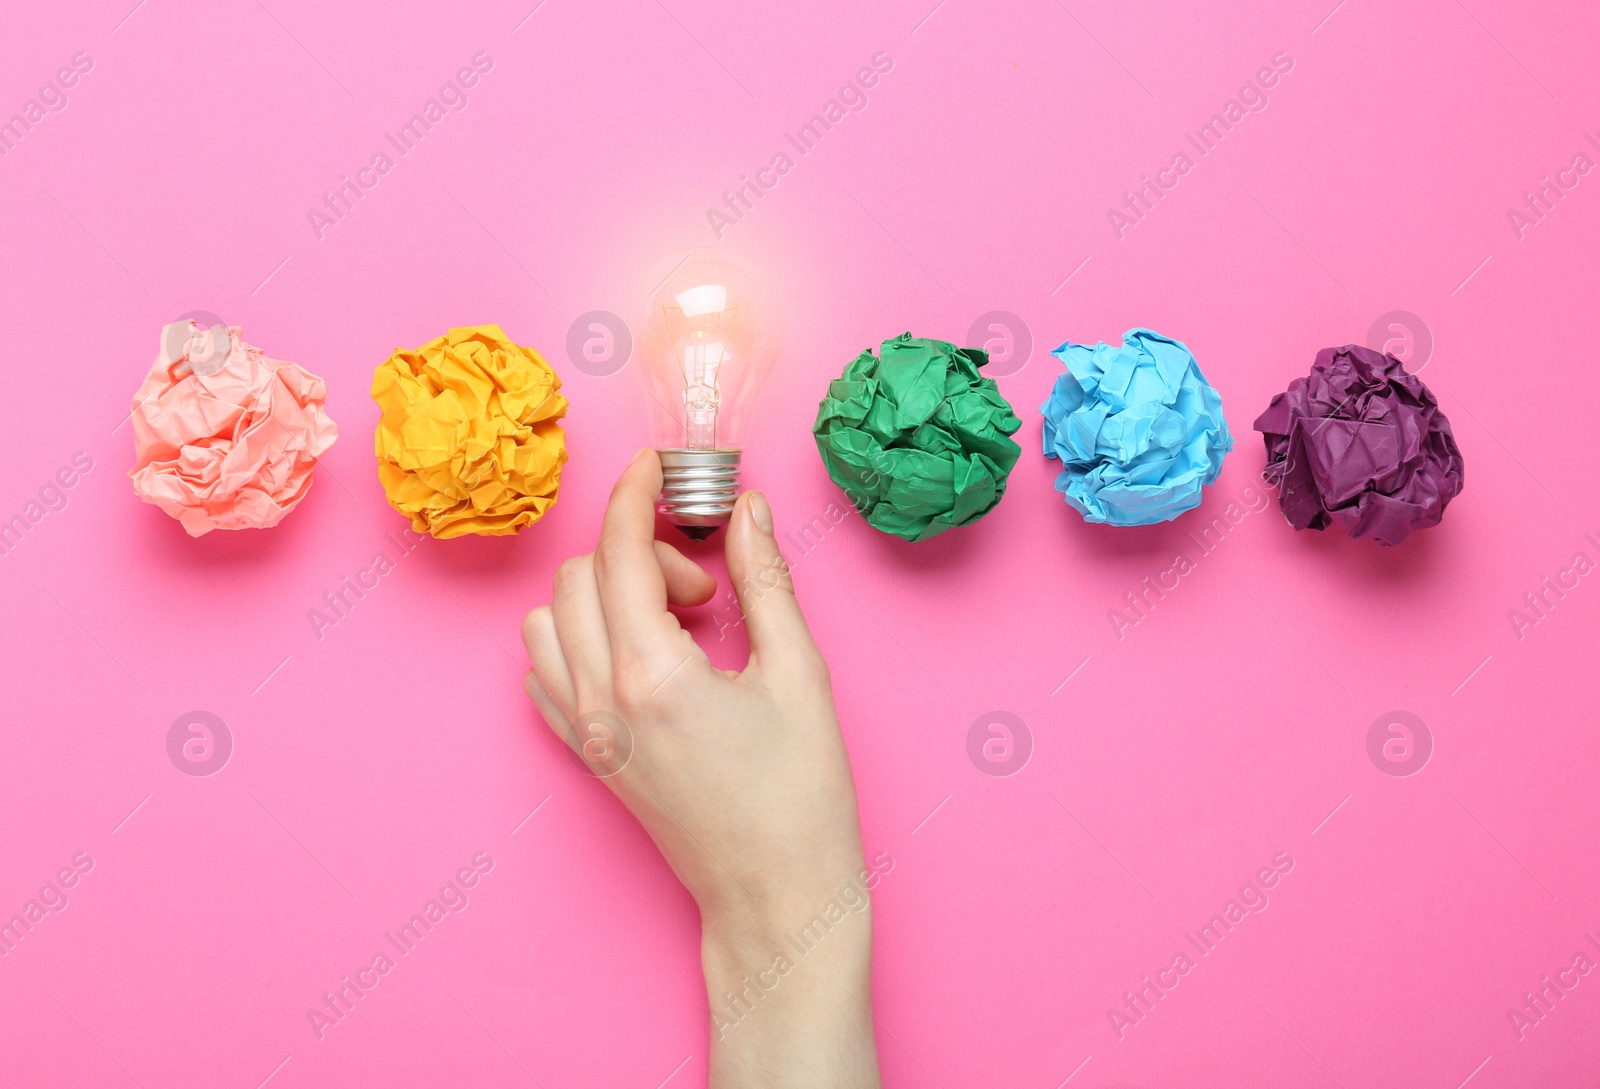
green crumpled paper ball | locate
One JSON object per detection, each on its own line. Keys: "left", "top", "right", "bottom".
{"left": 812, "top": 332, "right": 1023, "bottom": 542}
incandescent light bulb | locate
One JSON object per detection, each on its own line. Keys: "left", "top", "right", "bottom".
{"left": 638, "top": 255, "right": 779, "bottom": 539}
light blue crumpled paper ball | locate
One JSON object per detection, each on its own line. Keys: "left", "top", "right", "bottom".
{"left": 1040, "top": 328, "right": 1232, "bottom": 526}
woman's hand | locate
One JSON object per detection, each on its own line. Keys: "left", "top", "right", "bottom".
{"left": 521, "top": 448, "right": 881, "bottom": 1089}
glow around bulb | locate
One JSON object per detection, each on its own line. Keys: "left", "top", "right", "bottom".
{"left": 639, "top": 255, "right": 778, "bottom": 537}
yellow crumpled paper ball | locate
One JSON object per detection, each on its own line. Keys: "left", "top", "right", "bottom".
{"left": 372, "top": 325, "right": 568, "bottom": 538}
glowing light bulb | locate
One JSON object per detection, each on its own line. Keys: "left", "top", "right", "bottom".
{"left": 639, "top": 255, "right": 778, "bottom": 539}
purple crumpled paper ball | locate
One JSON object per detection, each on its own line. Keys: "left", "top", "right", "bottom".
{"left": 1253, "top": 345, "right": 1464, "bottom": 546}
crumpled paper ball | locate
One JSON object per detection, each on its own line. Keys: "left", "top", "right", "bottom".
{"left": 1040, "top": 328, "right": 1232, "bottom": 526}
{"left": 812, "top": 332, "right": 1021, "bottom": 542}
{"left": 129, "top": 321, "right": 338, "bottom": 536}
{"left": 372, "top": 325, "right": 568, "bottom": 538}
{"left": 1254, "top": 344, "right": 1464, "bottom": 546}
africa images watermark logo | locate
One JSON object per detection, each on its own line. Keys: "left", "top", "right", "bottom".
{"left": 967, "top": 311, "right": 1031, "bottom": 377}
{"left": 0, "top": 51, "right": 94, "bottom": 159}
{"left": 1506, "top": 531, "right": 1600, "bottom": 643}
{"left": 167, "top": 711, "right": 233, "bottom": 777}
{"left": 1365, "top": 310, "right": 1432, "bottom": 372}
{"left": 164, "top": 310, "right": 232, "bottom": 378}
{"left": 1107, "top": 51, "right": 1294, "bottom": 240}
{"left": 706, "top": 51, "right": 894, "bottom": 239}
{"left": 565, "top": 711, "right": 633, "bottom": 779}
{"left": 966, "top": 711, "right": 1032, "bottom": 777}
{"left": 0, "top": 852, "right": 95, "bottom": 958}
{"left": 307, "top": 852, "right": 497, "bottom": 1040}
{"left": 306, "top": 52, "right": 496, "bottom": 240}
{"left": 565, "top": 310, "right": 632, "bottom": 377}
{"left": 0, "top": 450, "right": 94, "bottom": 560}
{"left": 1365, "top": 711, "right": 1431, "bottom": 777}
{"left": 711, "top": 851, "right": 896, "bottom": 1040}
{"left": 1107, "top": 851, "right": 1296, "bottom": 1040}
{"left": 1505, "top": 132, "right": 1600, "bottom": 241}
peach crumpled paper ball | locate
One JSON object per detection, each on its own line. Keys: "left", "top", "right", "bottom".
{"left": 129, "top": 320, "right": 339, "bottom": 536}
{"left": 371, "top": 324, "right": 568, "bottom": 539}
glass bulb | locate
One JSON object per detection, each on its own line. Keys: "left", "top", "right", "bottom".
{"left": 638, "top": 255, "right": 778, "bottom": 538}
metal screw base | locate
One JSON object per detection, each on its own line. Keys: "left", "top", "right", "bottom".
{"left": 657, "top": 448, "right": 740, "bottom": 538}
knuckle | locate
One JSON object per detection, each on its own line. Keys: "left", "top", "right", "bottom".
{"left": 737, "top": 565, "right": 792, "bottom": 609}
{"left": 553, "top": 556, "right": 591, "bottom": 595}
{"left": 520, "top": 606, "right": 550, "bottom": 643}
{"left": 754, "top": 552, "right": 791, "bottom": 586}
{"left": 594, "top": 536, "right": 630, "bottom": 576}
{"left": 792, "top": 648, "right": 832, "bottom": 691}
{"left": 612, "top": 663, "right": 660, "bottom": 713}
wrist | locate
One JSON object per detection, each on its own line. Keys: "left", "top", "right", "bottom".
{"left": 700, "top": 890, "right": 878, "bottom": 1089}
{"left": 701, "top": 892, "right": 874, "bottom": 981}
{"left": 699, "top": 872, "right": 876, "bottom": 1024}
{"left": 698, "top": 854, "right": 876, "bottom": 971}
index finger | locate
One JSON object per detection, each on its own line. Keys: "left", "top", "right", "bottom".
{"left": 594, "top": 448, "right": 679, "bottom": 664}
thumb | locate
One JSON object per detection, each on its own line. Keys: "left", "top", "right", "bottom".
{"left": 725, "top": 490, "right": 819, "bottom": 669}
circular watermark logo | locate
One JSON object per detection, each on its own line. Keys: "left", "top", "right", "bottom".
{"left": 166, "top": 711, "right": 233, "bottom": 777}
{"left": 566, "top": 310, "right": 632, "bottom": 377}
{"left": 1366, "top": 311, "right": 1433, "bottom": 374}
{"left": 967, "top": 310, "right": 1032, "bottom": 378}
{"left": 1366, "top": 710, "right": 1432, "bottom": 777}
{"left": 966, "top": 711, "right": 1032, "bottom": 777}
{"left": 566, "top": 711, "right": 633, "bottom": 778}
{"left": 165, "top": 310, "right": 232, "bottom": 378}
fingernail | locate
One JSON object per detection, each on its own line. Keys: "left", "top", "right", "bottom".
{"left": 747, "top": 491, "right": 774, "bottom": 535}
{"left": 628, "top": 447, "right": 651, "bottom": 467}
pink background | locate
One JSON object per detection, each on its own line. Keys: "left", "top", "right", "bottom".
{"left": 3, "top": 0, "right": 1599, "bottom": 1085}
